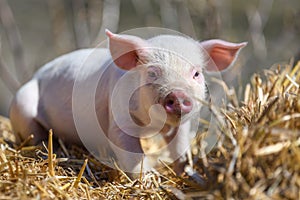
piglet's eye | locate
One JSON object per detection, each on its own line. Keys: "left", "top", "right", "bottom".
{"left": 147, "top": 66, "right": 161, "bottom": 81}
{"left": 193, "top": 71, "right": 200, "bottom": 79}
{"left": 148, "top": 71, "right": 157, "bottom": 78}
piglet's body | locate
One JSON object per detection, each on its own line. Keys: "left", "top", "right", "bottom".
{"left": 10, "top": 31, "right": 246, "bottom": 174}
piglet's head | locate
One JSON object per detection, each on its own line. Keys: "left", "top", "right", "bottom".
{"left": 106, "top": 30, "right": 246, "bottom": 126}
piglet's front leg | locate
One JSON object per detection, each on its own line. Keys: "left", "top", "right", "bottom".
{"left": 163, "top": 121, "right": 192, "bottom": 175}
{"left": 108, "top": 126, "right": 152, "bottom": 176}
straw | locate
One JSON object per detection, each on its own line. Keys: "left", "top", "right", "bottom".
{"left": 0, "top": 61, "right": 299, "bottom": 199}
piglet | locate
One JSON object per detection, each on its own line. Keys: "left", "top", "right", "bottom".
{"left": 10, "top": 30, "right": 246, "bottom": 175}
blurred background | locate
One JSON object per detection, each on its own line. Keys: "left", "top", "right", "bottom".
{"left": 0, "top": 0, "right": 300, "bottom": 116}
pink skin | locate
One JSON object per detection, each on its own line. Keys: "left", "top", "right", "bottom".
{"left": 10, "top": 29, "right": 247, "bottom": 177}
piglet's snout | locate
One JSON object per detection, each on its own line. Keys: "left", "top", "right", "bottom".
{"left": 163, "top": 91, "right": 193, "bottom": 116}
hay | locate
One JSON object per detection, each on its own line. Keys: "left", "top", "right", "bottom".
{"left": 0, "top": 62, "right": 299, "bottom": 199}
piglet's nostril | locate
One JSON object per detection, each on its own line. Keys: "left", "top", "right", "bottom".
{"left": 164, "top": 96, "right": 176, "bottom": 113}
{"left": 167, "top": 99, "right": 174, "bottom": 106}
{"left": 183, "top": 99, "right": 191, "bottom": 106}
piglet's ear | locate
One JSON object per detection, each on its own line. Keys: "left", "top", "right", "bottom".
{"left": 200, "top": 39, "right": 247, "bottom": 72}
{"left": 106, "top": 29, "right": 150, "bottom": 70}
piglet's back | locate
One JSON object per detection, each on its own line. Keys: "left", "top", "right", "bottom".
{"left": 32, "top": 48, "right": 112, "bottom": 142}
